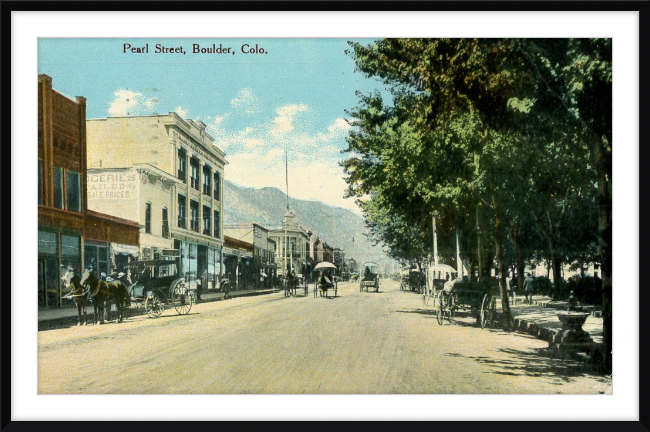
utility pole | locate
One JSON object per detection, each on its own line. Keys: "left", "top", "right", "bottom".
{"left": 432, "top": 214, "right": 439, "bottom": 266}
{"left": 284, "top": 150, "right": 288, "bottom": 277}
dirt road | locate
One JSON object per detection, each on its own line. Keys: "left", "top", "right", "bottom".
{"left": 38, "top": 280, "right": 611, "bottom": 394}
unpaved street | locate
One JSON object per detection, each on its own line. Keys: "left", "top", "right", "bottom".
{"left": 38, "top": 280, "right": 610, "bottom": 394}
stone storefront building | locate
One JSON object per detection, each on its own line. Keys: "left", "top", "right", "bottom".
{"left": 86, "top": 113, "right": 227, "bottom": 291}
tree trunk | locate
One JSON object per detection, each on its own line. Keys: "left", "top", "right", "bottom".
{"left": 477, "top": 205, "right": 483, "bottom": 281}
{"left": 512, "top": 225, "right": 525, "bottom": 295}
{"left": 493, "top": 193, "right": 512, "bottom": 330}
{"left": 595, "top": 135, "right": 612, "bottom": 372}
{"left": 548, "top": 237, "right": 563, "bottom": 300}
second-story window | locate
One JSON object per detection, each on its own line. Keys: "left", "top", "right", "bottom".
{"left": 203, "top": 166, "right": 211, "bottom": 196}
{"left": 145, "top": 202, "right": 152, "bottom": 234}
{"left": 203, "top": 205, "right": 211, "bottom": 235}
{"left": 213, "top": 210, "right": 220, "bottom": 238}
{"left": 178, "top": 195, "right": 187, "bottom": 229}
{"left": 66, "top": 171, "right": 81, "bottom": 213}
{"left": 214, "top": 171, "right": 221, "bottom": 200}
{"left": 54, "top": 167, "right": 63, "bottom": 209}
{"left": 190, "top": 200, "right": 199, "bottom": 232}
{"left": 162, "top": 207, "right": 170, "bottom": 238}
{"left": 190, "top": 158, "right": 200, "bottom": 190}
{"left": 177, "top": 148, "right": 187, "bottom": 182}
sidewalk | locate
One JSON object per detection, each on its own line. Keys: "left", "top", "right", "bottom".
{"left": 494, "top": 295, "right": 604, "bottom": 365}
{"left": 38, "top": 287, "right": 277, "bottom": 331}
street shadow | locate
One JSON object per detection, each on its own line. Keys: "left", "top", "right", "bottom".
{"left": 444, "top": 346, "right": 609, "bottom": 382}
{"left": 395, "top": 308, "right": 437, "bottom": 317}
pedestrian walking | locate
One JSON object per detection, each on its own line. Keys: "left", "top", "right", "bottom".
{"left": 524, "top": 273, "right": 534, "bottom": 305}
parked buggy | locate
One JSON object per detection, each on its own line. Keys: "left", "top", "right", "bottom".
{"left": 125, "top": 259, "right": 195, "bottom": 318}
{"left": 436, "top": 278, "right": 497, "bottom": 328}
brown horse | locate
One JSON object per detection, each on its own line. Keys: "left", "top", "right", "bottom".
{"left": 62, "top": 266, "right": 89, "bottom": 326}
{"left": 80, "top": 268, "right": 131, "bottom": 324}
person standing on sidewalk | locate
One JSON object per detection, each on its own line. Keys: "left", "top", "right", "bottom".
{"left": 524, "top": 273, "right": 534, "bottom": 305}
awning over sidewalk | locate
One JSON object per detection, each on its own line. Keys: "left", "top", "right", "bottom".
{"left": 111, "top": 243, "right": 140, "bottom": 257}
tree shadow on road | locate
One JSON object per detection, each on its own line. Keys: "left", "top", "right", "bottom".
{"left": 444, "top": 347, "right": 610, "bottom": 385}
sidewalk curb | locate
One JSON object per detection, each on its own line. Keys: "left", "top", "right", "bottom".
{"left": 497, "top": 311, "right": 604, "bottom": 366}
{"left": 38, "top": 288, "right": 277, "bottom": 331}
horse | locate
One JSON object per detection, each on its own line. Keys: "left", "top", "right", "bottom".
{"left": 62, "top": 266, "right": 89, "bottom": 326}
{"left": 318, "top": 271, "right": 333, "bottom": 297}
{"left": 79, "top": 268, "right": 131, "bottom": 324}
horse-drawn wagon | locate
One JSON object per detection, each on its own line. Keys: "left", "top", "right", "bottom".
{"left": 400, "top": 269, "right": 425, "bottom": 293}
{"left": 125, "top": 259, "right": 195, "bottom": 318}
{"left": 314, "top": 262, "right": 338, "bottom": 298}
{"left": 436, "top": 278, "right": 497, "bottom": 328}
{"left": 284, "top": 273, "right": 308, "bottom": 297}
{"left": 360, "top": 262, "right": 380, "bottom": 293}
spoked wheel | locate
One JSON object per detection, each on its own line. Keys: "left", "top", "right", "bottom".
{"left": 421, "top": 287, "right": 430, "bottom": 306}
{"left": 436, "top": 292, "right": 445, "bottom": 325}
{"left": 480, "top": 294, "right": 491, "bottom": 328}
{"left": 145, "top": 294, "right": 164, "bottom": 319}
{"left": 172, "top": 283, "right": 194, "bottom": 315}
{"left": 447, "top": 294, "right": 456, "bottom": 323}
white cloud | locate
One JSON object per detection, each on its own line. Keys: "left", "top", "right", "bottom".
{"left": 225, "top": 144, "right": 360, "bottom": 214}
{"left": 203, "top": 102, "right": 358, "bottom": 213}
{"left": 230, "top": 88, "right": 260, "bottom": 114}
{"left": 174, "top": 106, "right": 188, "bottom": 118}
{"left": 271, "top": 104, "right": 308, "bottom": 136}
{"left": 107, "top": 89, "right": 159, "bottom": 117}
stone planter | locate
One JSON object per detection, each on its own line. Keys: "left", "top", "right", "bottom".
{"left": 552, "top": 312, "right": 593, "bottom": 352}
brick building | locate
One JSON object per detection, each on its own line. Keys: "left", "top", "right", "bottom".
{"left": 38, "top": 75, "right": 139, "bottom": 308}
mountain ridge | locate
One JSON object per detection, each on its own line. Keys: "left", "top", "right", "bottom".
{"left": 223, "top": 180, "right": 388, "bottom": 267}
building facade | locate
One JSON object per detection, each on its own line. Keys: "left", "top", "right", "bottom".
{"left": 224, "top": 223, "right": 277, "bottom": 288}
{"left": 223, "top": 235, "right": 254, "bottom": 290}
{"left": 86, "top": 113, "right": 227, "bottom": 290}
{"left": 38, "top": 75, "right": 139, "bottom": 308}
{"left": 268, "top": 211, "right": 310, "bottom": 278}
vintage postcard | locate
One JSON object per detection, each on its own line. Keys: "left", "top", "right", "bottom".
{"left": 35, "top": 35, "right": 615, "bottom": 400}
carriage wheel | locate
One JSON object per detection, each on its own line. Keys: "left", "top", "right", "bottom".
{"left": 436, "top": 292, "right": 445, "bottom": 325}
{"left": 480, "top": 294, "right": 491, "bottom": 328}
{"left": 145, "top": 294, "right": 164, "bottom": 319}
{"left": 447, "top": 294, "right": 455, "bottom": 323}
{"left": 172, "top": 283, "right": 194, "bottom": 315}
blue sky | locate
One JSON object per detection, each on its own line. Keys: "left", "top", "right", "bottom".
{"left": 38, "top": 38, "right": 387, "bottom": 213}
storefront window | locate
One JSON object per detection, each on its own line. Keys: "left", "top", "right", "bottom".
{"left": 38, "top": 230, "right": 57, "bottom": 255}
{"left": 66, "top": 170, "right": 81, "bottom": 212}
{"left": 84, "top": 241, "right": 109, "bottom": 276}
{"left": 38, "top": 230, "right": 59, "bottom": 307}
{"left": 189, "top": 243, "right": 198, "bottom": 287}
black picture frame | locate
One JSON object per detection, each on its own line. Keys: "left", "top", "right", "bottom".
{"left": 2, "top": 0, "right": 646, "bottom": 429}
